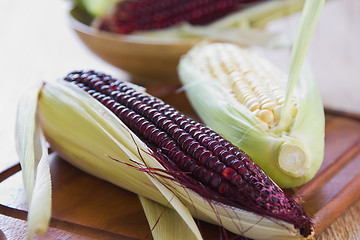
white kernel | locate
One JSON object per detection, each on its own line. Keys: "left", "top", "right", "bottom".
{"left": 259, "top": 109, "right": 275, "bottom": 124}
{"left": 261, "top": 102, "right": 276, "bottom": 111}
{"left": 274, "top": 105, "right": 283, "bottom": 122}
{"left": 260, "top": 97, "right": 272, "bottom": 105}
{"left": 248, "top": 101, "right": 260, "bottom": 111}
{"left": 242, "top": 95, "right": 253, "bottom": 105}
{"left": 277, "top": 97, "right": 285, "bottom": 104}
{"left": 233, "top": 80, "right": 249, "bottom": 90}
{"left": 245, "top": 97, "right": 257, "bottom": 108}
{"left": 253, "top": 109, "right": 260, "bottom": 116}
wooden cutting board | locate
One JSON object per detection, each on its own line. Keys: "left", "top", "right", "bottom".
{"left": 1, "top": 83, "right": 360, "bottom": 240}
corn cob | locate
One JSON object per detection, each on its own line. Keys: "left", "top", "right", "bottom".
{"left": 16, "top": 70, "right": 315, "bottom": 239}
{"left": 98, "top": 0, "right": 266, "bottom": 34}
{"left": 66, "top": 70, "right": 311, "bottom": 234}
{"left": 178, "top": 42, "right": 325, "bottom": 188}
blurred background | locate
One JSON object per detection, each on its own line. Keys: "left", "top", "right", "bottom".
{"left": 0, "top": 0, "right": 359, "bottom": 239}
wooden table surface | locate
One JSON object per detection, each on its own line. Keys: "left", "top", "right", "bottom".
{"left": 1, "top": 0, "right": 359, "bottom": 239}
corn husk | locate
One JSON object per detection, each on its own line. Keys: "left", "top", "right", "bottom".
{"left": 15, "top": 79, "right": 313, "bottom": 240}
{"left": 83, "top": 0, "right": 308, "bottom": 48}
{"left": 134, "top": 0, "right": 306, "bottom": 47}
{"left": 178, "top": 0, "right": 325, "bottom": 188}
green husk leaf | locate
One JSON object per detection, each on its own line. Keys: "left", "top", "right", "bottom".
{"left": 278, "top": 0, "right": 326, "bottom": 132}
{"left": 73, "top": 0, "right": 120, "bottom": 17}
{"left": 15, "top": 84, "right": 51, "bottom": 239}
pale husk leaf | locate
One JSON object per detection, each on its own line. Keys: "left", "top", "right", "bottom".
{"left": 15, "top": 84, "right": 51, "bottom": 238}
{"left": 139, "top": 196, "right": 200, "bottom": 240}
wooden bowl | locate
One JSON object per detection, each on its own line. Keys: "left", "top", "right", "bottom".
{"left": 69, "top": 7, "right": 200, "bottom": 83}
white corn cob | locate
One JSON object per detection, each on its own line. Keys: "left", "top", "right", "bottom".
{"left": 178, "top": 42, "right": 325, "bottom": 188}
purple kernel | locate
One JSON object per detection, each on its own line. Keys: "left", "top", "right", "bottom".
{"left": 178, "top": 120, "right": 188, "bottom": 128}
{"left": 207, "top": 156, "right": 219, "bottom": 168}
{"left": 192, "top": 130, "right": 203, "bottom": 140}
{"left": 150, "top": 112, "right": 162, "bottom": 122}
{"left": 173, "top": 153, "right": 184, "bottom": 164}
{"left": 219, "top": 151, "right": 231, "bottom": 161}
{"left": 149, "top": 129, "right": 161, "bottom": 142}
{"left": 154, "top": 132, "right": 167, "bottom": 145}
{"left": 155, "top": 116, "right": 167, "bottom": 126}
{"left": 178, "top": 133, "right": 190, "bottom": 145}
{"left": 247, "top": 175, "right": 258, "bottom": 185}
{"left": 214, "top": 162, "right": 226, "bottom": 173}
{"left": 138, "top": 120, "right": 149, "bottom": 133}
{"left": 193, "top": 166, "right": 206, "bottom": 179}
{"left": 193, "top": 146, "right": 206, "bottom": 159}
{"left": 162, "top": 141, "right": 177, "bottom": 151}
{"left": 201, "top": 171, "right": 213, "bottom": 185}
{"left": 182, "top": 123, "right": 193, "bottom": 132}
{"left": 196, "top": 133, "right": 208, "bottom": 143}
{"left": 105, "top": 99, "right": 116, "bottom": 109}
{"left": 158, "top": 137, "right": 170, "bottom": 149}
{"left": 213, "top": 146, "right": 227, "bottom": 156}
{"left": 238, "top": 167, "right": 248, "bottom": 175}
{"left": 187, "top": 142, "right": 200, "bottom": 154}
{"left": 188, "top": 162, "right": 198, "bottom": 173}
{"left": 93, "top": 81, "right": 104, "bottom": 91}
{"left": 198, "top": 150, "right": 212, "bottom": 165}
{"left": 146, "top": 108, "right": 158, "bottom": 119}
{"left": 172, "top": 129, "right": 184, "bottom": 140}
{"left": 179, "top": 156, "right": 192, "bottom": 170}
{"left": 164, "top": 122, "right": 176, "bottom": 133}
{"left": 231, "top": 174, "right": 243, "bottom": 186}
{"left": 134, "top": 117, "right": 146, "bottom": 130}
{"left": 130, "top": 101, "right": 142, "bottom": 112}
{"left": 144, "top": 125, "right": 156, "bottom": 137}
{"left": 218, "top": 182, "right": 233, "bottom": 197}
{"left": 231, "top": 160, "right": 243, "bottom": 170}
{"left": 181, "top": 138, "right": 195, "bottom": 151}
{"left": 188, "top": 127, "right": 198, "bottom": 136}
{"left": 199, "top": 136, "right": 212, "bottom": 146}
{"left": 100, "top": 96, "right": 111, "bottom": 105}
{"left": 210, "top": 174, "right": 222, "bottom": 189}
{"left": 260, "top": 189, "right": 271, "bottom": 198}
{"left": 222, "top": 167, "right": 236, "bottom": 181}
{"left": 256, "top": 198, "right": 267, "bottom": 207}
{"left": 100, "top": 85, "right": 112, "bottom": 95}
{"left": 119, "top": 108, "right": 130, "bottom": 120}
{"left": 224, "top": 155, "right": 237, "bottom": 166}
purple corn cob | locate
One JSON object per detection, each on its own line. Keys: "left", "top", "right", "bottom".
{"left": 64, "top": 70, "right": 312, "bottom": 237}
{"left": 99, "top": 0, "right": 266, "bottom": 34}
